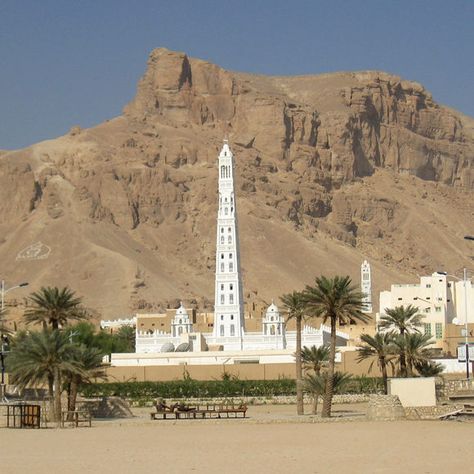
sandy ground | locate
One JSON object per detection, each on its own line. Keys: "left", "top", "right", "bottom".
{"left": 1, "top": 404, "right": 472, "bottom": 474}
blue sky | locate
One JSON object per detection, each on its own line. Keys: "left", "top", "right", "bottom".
{"left": 1, "top": 0, "right": 473, "bottom": 149}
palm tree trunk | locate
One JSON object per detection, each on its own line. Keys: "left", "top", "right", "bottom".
{"left": 53, "top": 367, "right": 62, "bottom": 425}
{"left": 399, "top": 330, "right": 407, "bottom": 377}
{"left": 322, "top": 316, "right": 337, "bottom": 418}
{"left": 47, "top": 374, "right": 55, "bottom": 422}
{"left": 68, "top": 376, "right": 79, "bottom": 419}
{"left": 295, "top": 315, "right": 304, "bottom": 415}
{"left": 381, "top": 358, "right": 388, "bottom": 395}
{"left": 312, "top": 393, "right": 319, "bottom": 415}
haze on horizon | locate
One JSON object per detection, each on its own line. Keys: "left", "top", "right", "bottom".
{"left": 1, "top": 0, "right": 473, "bottom": 150}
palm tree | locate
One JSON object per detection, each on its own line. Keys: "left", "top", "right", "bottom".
{"left": 305, "top": 371, "right": 352, "bottom": 415}
{"left": 7, "top": 329, "right": 83, "bottom": 422}
{"left": 115, "top": 325, "right": 136, "bottom": 352}
{"left": 379, "top": 305, "right": 424, "bottom": 377}
{"left": 65, "top": 344, "right": 107, "bottom": 416}
{"left": 303, "top": 275, "right": 367, "bottom": 418}
{"left": 357, "top": 332, "right": 395, "bottom": 394}
{"left": 300, "top": 345, "right": 330, "bottom": 375}
{"left": 24, "top": 286, "right": 86, "bottom": 330}
{"left": 280, "top": 290, "right": 306, "bottom": 415}
{"left": 415, "top": 359, "right": 444, "bottom": 377}
{"left": 402, "top": 332, "right": 433, "bottom": 376}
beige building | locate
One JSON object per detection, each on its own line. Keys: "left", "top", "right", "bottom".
{"left": 378, "top": 272, "right": 474, "bottom": 351}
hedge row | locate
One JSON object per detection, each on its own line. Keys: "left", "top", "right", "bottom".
{"left": 80, "top": 376, "right": 383, "bottom": 400}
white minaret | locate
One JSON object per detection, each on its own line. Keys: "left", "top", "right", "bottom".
{"left": 361, "top": 260, "right": 373, "bottom": 313}
{"left": 213, "top": 140, "right": 245, "bottom": 345}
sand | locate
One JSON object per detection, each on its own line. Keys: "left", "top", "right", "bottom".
{"left": 0, "top": 405, "right": 471, "bottom": 473}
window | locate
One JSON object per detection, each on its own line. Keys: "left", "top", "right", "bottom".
{"left": 426, "top": 284, "right": 431, "bottom": 288}
{"left": 220, "top": 315, "right": 224, "bottom": 321}
{"left": 229, "top": 253, "right": 233, "bottom": 259}
{"left": 230, "top": 315, "right": 234, "bottom": 320}
{"left": 221, "top": 166, "right": 225, "bottom": 178}
{"left": 435, "top": 323, "right": 443, "bottom": 339}
{"left": 230, "top": 284, "right": 233, "bottom": 290}
{"left": 220, "top": 236, "right": 224, "bottom": 244}
{"left": 230, "top": 325, "right": 235, "bottom": 336}
{"left": 225, "top": 207, "right": 228, "bottom": 215}
{"left": 178, "top": 327, "right": 183, "bottom": 335}
{"left": 228, "top": 227, "right": 231, "bottom": 232}
{"left": 221, "top": 284, "right": 224, "bottom": 291}
{"left": 220, "top": 263, "right": 224, "bottom": 272}
{"left": 435, "top": 306, "right": 442, "bottom": 312}
{"left": 220, "top": 294, "right": 225, "bottom": 304}
{"left": 229, "top": 262, "right": 234, "bottom": 272}
{"left": 221, "top": 227, "right": 224, "bottom": 233}
{"left": 424, "top": 323, "right": 432, "bottom": 337}
{"left": 270, "top": 326, "right": 275, "bottom": 335}
{"left": 424, "top": 307, "right": 431, "bottom": 313}
{"left": 398, "top": 297, "right": 402, "bottom": 301}
{"left": 229, "top": 294, "right": 234, "bottom": 304}
{"left": 221, "top": 253, "right": 224, "bottom": 259}
{"left": 448, "top": 283, "right": 451, "bottom": 288}
{"left": 228, "top": 236, "right": 232, "bottom": 244}
{"left": 426, "top": 297, "right": 431, "bottom": 300}
{"left": 220, "top": 325, "right": 224, "bottom": 336}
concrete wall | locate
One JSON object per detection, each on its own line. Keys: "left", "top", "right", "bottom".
{"left": 104, "top": 350, "right": 383, "bottom": 382}
{"left": 388, "top": 377, "right": 436, "bottom": 407}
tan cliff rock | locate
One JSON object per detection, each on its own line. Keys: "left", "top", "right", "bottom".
{"left": 0, "top": 47, "right": 473, "bottom": 319}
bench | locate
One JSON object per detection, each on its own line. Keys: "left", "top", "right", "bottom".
{"left": 61, "top": 410, "right": 92, "bottom": 428}
{"left": 150, "top": 403, "right": 247, "bottom": 420}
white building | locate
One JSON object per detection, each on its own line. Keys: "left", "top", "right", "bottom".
{"left": 361, "top": 260, "right": 372, "bottom": 313}
{"left": 378, "top": 272, "right": 474, "bottom": 348}
{"left": 110, "top": 141, "right": 351, "bottom": 364}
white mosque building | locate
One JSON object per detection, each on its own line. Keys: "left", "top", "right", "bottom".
{"left": 106, "top": 141, "right": 365, "bottom": 365}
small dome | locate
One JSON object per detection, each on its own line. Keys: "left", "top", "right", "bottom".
{"left": 161, "top": 342, "right": 175, "bottom": 353}
{"left": 175, "top": 302, "right": 189, "bottom": 318}
{"left": 266, "top": 301, "right": 280, "bottom": 317}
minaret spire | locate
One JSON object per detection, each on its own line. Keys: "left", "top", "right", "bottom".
{"left": 213, "top": 140, "right": 245, "bottom": 346}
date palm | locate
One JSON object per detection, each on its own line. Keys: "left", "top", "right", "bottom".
{"left": 305, "top": 371, "right": 352, "bottom": 415}
{"left": 281, "top": 290, "right": 306, "bottom": 415}
{"left": 303, "top": 276, "right": 367, "bottom": 417}
{"left": 379, "top": 305, "right": 423, "bottom": 377}
{"left": 65, "top": 344, "right": 107, "bottom": 417}
{"left": 7, "top": 329, "right": 83, "bottom": 422}
{"left": 300, "top": 345, "right": 330, "bottom": 376}
{"left": 24, "top": 286, "right": 86, "bottom": 330}
{"left": 357, "top": 332, "right": 395, "bottom": 394}
{"left": 399, "top": 332, "right": 433, "bottom": 377}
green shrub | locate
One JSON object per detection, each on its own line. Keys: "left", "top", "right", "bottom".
{"left": 79, "top": 376, "right": 382, "bottom": 400}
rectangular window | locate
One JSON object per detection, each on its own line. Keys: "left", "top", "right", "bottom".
{"left": 424, "top": 323, "right": 432, "bottom": 337}
{"left": 435, "top": 306, "right": 442, "bottom": 312}
{"left": 220, "top": 294, "right": 225, "bottom": 304}
{"left": 435, "top": 323, "right": 443, "bottom": 339}
{"left": 220, "top": 325, "right": 224, "bottom": 336}
{"left": 221, "top": 284, "right": 224, "bottom": 291}
{"left": 229, "top": 294, "right": 234, "bottom": 304}
{"left": 229, "top": 262, "right": 234, "bottom": 272}
{"left": 230, "top": 325, "right": 235, "bottom": 336}
{"left": 230, "top": 284, "right": 233, "bottom": 290}
{"left": 426, "top": 284, "right": 431, "bottom": 288}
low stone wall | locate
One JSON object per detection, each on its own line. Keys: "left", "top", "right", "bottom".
{"left": 366, "top": 395, "right": 406, "bottom": 421}
{"left": 404, "top": 405, "right": 463, "bottom": 420}
{"left": 128, "top": 393, "right": 370, "bottom": 407}
{"left": 78, "top": 397, "right": 134, "bottom": 418}
{"left": 437, "top": 379, "right": 474, "bottom": 399}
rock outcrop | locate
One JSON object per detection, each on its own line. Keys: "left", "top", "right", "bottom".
{"left": 0, "top": 48, "right": 473, "bottom": 318}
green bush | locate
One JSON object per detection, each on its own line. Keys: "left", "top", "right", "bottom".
{"left": 79, "top": 376, "right": 382, "bottom": 400}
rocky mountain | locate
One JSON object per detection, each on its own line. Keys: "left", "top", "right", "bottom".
{"left": 1, "top": 48, "right": 473, "bottom": 319}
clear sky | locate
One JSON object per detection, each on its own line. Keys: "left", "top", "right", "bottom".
{"left": 1, "top": 0, "right": 473, "bottom": 149}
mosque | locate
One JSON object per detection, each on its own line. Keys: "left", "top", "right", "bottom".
{"left": 104, "top": 141, "right": 373, "bottom": 366}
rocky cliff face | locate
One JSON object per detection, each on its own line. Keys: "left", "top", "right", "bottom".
{"left": 1, "top": 48, "right": 473, "bottom": 318}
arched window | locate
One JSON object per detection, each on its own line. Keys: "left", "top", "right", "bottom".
{"left": 221, "top": 166, "right": 225, "bottom": 178}
{"left": 220, "top": 294, "right": 225, "bottom": 304}
{"left": 221, "top": 236, "right": 224, "bottom": 244}
{"left": 225, "top": 207, "right": 228, "bottom": 215}
{"left": 178, "top": 327, "right": 183, "bottom": 335}
{"left": 220, "top": 325, "right": 225, "bottom": 336}
{"left": 179, "top": 319, "right": 182, "bottom": 324}
{"left": 229, "top": 262, "right": 234, "bottom": 272}
{"left": 230, "top": 314, "right": 234, "bottom": 320}
{"left": 228, "top": 236, "right": 232, "bottom": 244}
{"left": 270, "top": 326, "right": 275, "bottom": 335}
{"left": 228, "top": 227, "right": 231, "bottom": 232}
{"left": 229, "top": 253, "right": 233, "bottom": 259}
{"left": 220, "top": 315, "right": 224, "bottom": 321}
{"left": 231, "top": 207, "right": 234, "bottom": 213}
{"left": 221, "top": 263, "right": 225, "bottom": 272}
{"left": 230, "top": 325, "right": 235, "bottom": 336}
{"left": 229, "top": 294, "right": 234, "bottom": 304}
{"left": 221, "top": 253, "right": 224, "bottom": 259}
{"left": 221, "top": 227, "right": 224, "bottom": 233}
{"left": 230, "top": 284, "right": 233, "bottom": 290}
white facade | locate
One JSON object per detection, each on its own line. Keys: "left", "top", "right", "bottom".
{"left": 361, "top": 260, "right": 372, "bottom": 313}
{"left": 213, "top": 140, "right": 245, "bottom": 345}
{"left": 377, "top": 272, "right": 474, "bottom": 348}
{"left": 171, "top": 303, "right": 193, "bottom": 337}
